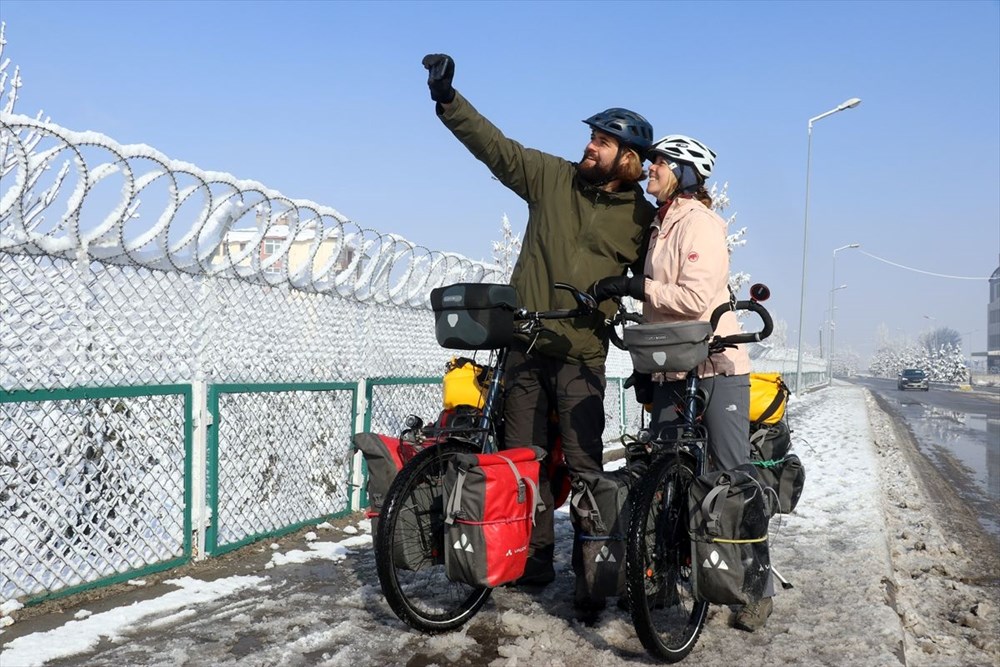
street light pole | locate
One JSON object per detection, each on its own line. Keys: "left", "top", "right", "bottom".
{"left": 828, "top": 243, "right": 860, "bottom": 384}
{"left": 794, "top": 97, "right": 861, "bottom": 393}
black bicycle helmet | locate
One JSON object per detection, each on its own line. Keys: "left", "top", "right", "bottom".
{"left": 582, "top": 108, "right": 654, "bottom": 154}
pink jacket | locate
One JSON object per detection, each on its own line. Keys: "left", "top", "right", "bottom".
{"left": 641, "top": 197, "right": 750, "bottom": 380}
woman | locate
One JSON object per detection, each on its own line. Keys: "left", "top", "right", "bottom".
{"left": 590, "top": 135, "right": 773, "bottom": 632}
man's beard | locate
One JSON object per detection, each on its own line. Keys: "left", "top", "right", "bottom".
{"left": 576, "top": 154, "right": 615, "bottom": 184}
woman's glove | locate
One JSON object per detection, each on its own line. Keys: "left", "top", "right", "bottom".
{"left": 623, "top": 371, "right": 654, "bottom": 405}
{"left": 421, "top": 54, "right": 456, "bottom": 104}
{"left": 589, "top": 274, "right": 646, "bottom": 303}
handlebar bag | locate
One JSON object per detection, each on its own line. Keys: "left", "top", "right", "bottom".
{"left": 443, "top": 447, "right": 545, "bottom": 588}
{"left": 431, "top": 283, "right": 518, "bottom": 350}
{"left": 688, "top": 464, "right": 772, "bottom": 606}
{"left": 748, "top": 373, "right": 790, "bottom": 425}
{"left": 624, "top": 321, "right": 712, "bottom": 373}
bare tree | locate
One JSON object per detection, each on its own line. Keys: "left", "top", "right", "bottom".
{"left": 919, "top": 327, "right": 961, "bottom": 356}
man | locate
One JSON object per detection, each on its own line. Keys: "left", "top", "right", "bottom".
{"left": 421, "top": 54, "right": 655, "bottom": 606}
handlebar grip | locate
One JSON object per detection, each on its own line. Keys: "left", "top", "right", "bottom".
{"left": 709, "top": 299, "right": 774, "bottom": 345}
{"left": 607, "top": 310, "right": 644, "bottom": 351}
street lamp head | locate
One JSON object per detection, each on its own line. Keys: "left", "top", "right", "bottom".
{"left": 834, "top": 242, "right": 862, "bottom": 255}
{"left": 840, "top": 97, "right": 862, "bottom": 110}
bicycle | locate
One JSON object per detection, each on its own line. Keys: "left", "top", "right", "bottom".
{"left": 621, "top": 283, "right": 774, "bottom": 662}
{"left": 373, "top": 282, "right": 602, "bottom": 632}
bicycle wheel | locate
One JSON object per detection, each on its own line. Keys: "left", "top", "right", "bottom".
{"left": 625, "top": 455, "right": 709, "bottom": 662}
{"left": 374, "top": 440, "right": 492, "bottom": 632}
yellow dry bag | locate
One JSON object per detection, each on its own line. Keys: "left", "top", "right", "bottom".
{"left": 442, "top": 357, "right": 487, "bottom": 410}
{"left": 748, "top": 372, "right": 789, "bottom": 425}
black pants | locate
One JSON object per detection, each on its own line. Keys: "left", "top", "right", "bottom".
{"left": 501, "top": 340, "right": 606, "bottom": 563}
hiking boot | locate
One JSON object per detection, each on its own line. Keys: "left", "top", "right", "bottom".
{"left": 507, "top": 553, "right": 555, "bottom": 588}
{"left": 509, "top": 568, "right": 555, "bottom": 587}
{"left": 573, "top": 592, "right": 607, "bottom": 612}
{"left": 734, "top": 597, "right": 773, "bottom": 632}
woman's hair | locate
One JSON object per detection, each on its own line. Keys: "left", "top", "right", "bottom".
{"left": 694, "top": 183, "right": 712, "bottom": 208}
{"left": 615, "top": 148, "right": 647, "bottom": 183}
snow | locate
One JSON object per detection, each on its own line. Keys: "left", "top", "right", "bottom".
{"left": 0, "top": 383, "right": 996, "bottom": 666}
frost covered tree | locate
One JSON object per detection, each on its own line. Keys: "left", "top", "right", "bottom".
{"left": 490, "top": 213, "right": 521, "bottom": 283}
{"left": 710, "top": 182, "right": 751, "bottom": 295}
{"left": 868, "top": 339, "right": 969, "bottom": 382}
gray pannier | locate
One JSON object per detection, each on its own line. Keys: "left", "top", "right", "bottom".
{"left": 430, "top": 283, "right": 518, "bottom": 350}
{"left": 570, "top": 469, "right": 636, "bottom": 602}
{"left": 624, "top": 321, "right": 713, "bottom": 373}
{"left": 688, "top": 464, "right": 773, "bottom": 606}
{"left": 749, "top": 421, "right": 805, "bottom": 513}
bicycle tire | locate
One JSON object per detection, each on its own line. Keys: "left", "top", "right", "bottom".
{"left": 625, "top": 455, "right": 709, "bottom": 662}
{"left": 374, "top": 439, "right": 492, "bottom": 632}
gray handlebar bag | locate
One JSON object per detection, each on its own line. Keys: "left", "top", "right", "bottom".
{"left": 624, "top": 321, "right": 713, "bottom": 373}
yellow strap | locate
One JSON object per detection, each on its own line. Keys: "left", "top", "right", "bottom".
{"left": 711, "top": 537, "right": 767, "bottom": 544}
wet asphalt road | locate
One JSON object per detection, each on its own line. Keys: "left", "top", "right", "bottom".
{"left": 849, "top": 376, "right": 999, "bottom": 538}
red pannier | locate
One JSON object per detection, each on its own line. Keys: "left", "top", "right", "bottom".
{"left": 443, "top": 447, "right": 546, "bottom": 588}
{"left": 353, "top": 433, "right": 407, "bottom": 533}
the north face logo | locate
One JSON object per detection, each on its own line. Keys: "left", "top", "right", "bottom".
{"left": 702, "top": 549, "right": 729, "bottom": 570}
{"left": 595, "top": 545, "right": 616, "bottom": 563}
{"left": 453, "top": 534, "right": 473, "bottom": 553}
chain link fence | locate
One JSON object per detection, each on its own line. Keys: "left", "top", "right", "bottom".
{"left": 1, "top": 386, "right": 191, "bottom": 603}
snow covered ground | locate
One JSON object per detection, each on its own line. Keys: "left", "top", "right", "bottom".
{"left": 1, "top": 382, "right": 997, "bottom": 667}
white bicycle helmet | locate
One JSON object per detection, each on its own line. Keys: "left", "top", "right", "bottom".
{"left": 647, "top": 135, "right": 717, "bottom": 179}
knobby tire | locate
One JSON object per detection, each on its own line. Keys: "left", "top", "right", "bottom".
{"left": 374, "top": 440, "right": 492, "bottom": 632}
{"left": 625, "top": 456, "right": 709, "bottom": 662}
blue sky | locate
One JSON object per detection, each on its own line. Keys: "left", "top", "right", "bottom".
{"left": 2, "top": 0, "right": 998, "bottom": 363}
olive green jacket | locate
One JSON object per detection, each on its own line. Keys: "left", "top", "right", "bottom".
{"left": 438, "top": 92, "right": 656, "bottom": 366}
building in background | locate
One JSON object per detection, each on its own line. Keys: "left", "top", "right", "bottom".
{"left": 212, "top": 211, "right": 357, "bottom": 280}
{"left": 977, "top": 255, "right": 1000, "bottom": 374}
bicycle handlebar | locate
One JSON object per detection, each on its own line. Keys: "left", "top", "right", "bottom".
{"left": 510, "top": 282, "right": 596, "bottom": 330}
{"left": 709, "top": 299, "right": 774, "bottom": 347}
{"left": 607, "top": 308, "right": 644, "bottom": 350}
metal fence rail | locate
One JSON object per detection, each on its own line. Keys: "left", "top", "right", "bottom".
{"left": 0, "top": 385, "right": 192, "bottom": 604}
{"left": 207, "top": 383, "right": 358, "bottom": 556}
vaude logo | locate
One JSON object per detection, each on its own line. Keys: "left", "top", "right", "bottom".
{"left": 652, "top": 351, "right": 667, "bottom": 366}
{"left": 453, "top": 534, "right": 473, "bottom": 553}
{"left": 447, "top": 314, "right": 459, "bottom": 327}
{"left": 595, "top": 545, "right": 616, "bottom": 563}
{"left": 443, "top": 295, "right": 463, "bottom": 304}
{"left": 504, "top": 545, "right": 528, "bottom": 557}
{"left": 702, "top": 549, "right": 729, "bottom": 570}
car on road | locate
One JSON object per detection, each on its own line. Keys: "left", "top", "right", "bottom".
{"left": 897, "top": 368, "right": 929, "bottom": 391}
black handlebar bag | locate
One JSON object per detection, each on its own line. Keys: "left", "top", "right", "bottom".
{"left": 431, "top": 283, "right": 518, "bottom": 350}
{"left": 624, "top": 321, "right": 713, "bottom": 373}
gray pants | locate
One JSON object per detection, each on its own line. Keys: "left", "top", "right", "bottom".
{"left": 650, "top": 373, "right": 751, "bottom": 472}
{"left": 651, "top": 373, "right": 775, "bottom": 598}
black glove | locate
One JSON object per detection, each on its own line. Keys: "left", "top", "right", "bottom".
{"left": 421, "top": 53, "right": 456, "bottom": 104}
{"left": 589, "top": 274, "right": 646, "bottom": 303}
{"left": 623, "top": 371, "right": 654, "bottom": 405}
